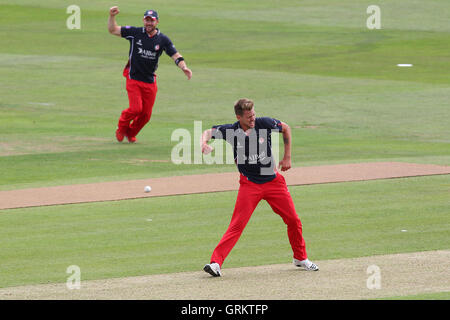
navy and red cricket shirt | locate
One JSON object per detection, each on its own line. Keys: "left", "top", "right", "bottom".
{"left": 121, "top": 27, "right": 178, "bottom": 83}
{"left": 212, "top": 117, "right": 283, "bottom": 184}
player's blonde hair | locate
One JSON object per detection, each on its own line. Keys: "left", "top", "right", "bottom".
{"left": 234, "top": 98, "right": 254, "bottom": 116}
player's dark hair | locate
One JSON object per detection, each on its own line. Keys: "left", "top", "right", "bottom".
{"left": 234, "top": 98, "right": 254, "bottom": 116}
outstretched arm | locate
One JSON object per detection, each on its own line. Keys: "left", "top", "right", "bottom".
{"left": 108, "top": 6, "right": 121, "bottom": 36}
{"left": 171, "top": 52, "right": 192, "bottom": 80}
{"left": 278, "top": 122, "right": 292, "bottom": 171}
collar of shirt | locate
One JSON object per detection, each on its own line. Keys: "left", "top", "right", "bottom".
{"left": 141, "top": 28, "right": 161, "bottom": 38}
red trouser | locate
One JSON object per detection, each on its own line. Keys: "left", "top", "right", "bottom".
{"left": 210, "top": 173, "right": 308, "bottom": 266}
{"left": 117, "top": 68, "right": 157, "bottom": 138}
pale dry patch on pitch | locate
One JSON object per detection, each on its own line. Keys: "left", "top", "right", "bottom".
{"left": 294, "top": 125, "right": 320, "bottom": 129}
{"left": 0, "top": 141, "right": 66, "bottom": 157}
{"left": 0, "top": 136, "right": 111, "bottom": 157}
{"left": 120, "top": 159, "right": 170, "bottom": 165}
{"left": 0, "top": 143, "right": 18, "bottom": 157}
{"left": 0, "top": 250, "right": 448, "bottom": 300}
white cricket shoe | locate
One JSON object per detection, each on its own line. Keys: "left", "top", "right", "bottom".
{"left": 203, "top": 262, "right": 222, "bottom": 277}
{"left": 293, "top": 258, "right": 319, "bottom": 271}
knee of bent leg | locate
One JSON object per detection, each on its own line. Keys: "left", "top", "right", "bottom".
{"left": 123, "top": 105, "right": 142, "bottom": 117}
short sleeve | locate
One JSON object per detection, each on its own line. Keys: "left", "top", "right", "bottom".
{"left": 258, "top": 117, "right": 282, "bottom": 131}
{"left": 162, "top": 35, "right": 178, "bottom": 57}
{"left": 121, "top": 26, "right": 140, "bottom": 38}
{"left": 211, "top": 124, "right": 233, "bottom": 140}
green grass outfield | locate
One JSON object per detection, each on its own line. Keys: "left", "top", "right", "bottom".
{"left": 0, "top": 1, "right": 449, "bottom": 298}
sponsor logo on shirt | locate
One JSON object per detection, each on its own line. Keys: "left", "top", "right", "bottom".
{"left": 138, "top": 47, "right": 157, "bottom": 59}
{"left": 247, "top": 151, "right": 267, "bottom": 163}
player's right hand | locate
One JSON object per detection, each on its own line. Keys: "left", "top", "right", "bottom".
{"left": 202, "top": 143, "right": 214, "bottom": 155}
{"left": 110, "top": 6, "right": 120, "bottom": 16}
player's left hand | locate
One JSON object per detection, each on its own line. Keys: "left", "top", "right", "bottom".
{"left": 278, "top": 157, "right": 291, "bottom": 171}
{"left": 182, "top": 67, "right": 192, "bottom": 80}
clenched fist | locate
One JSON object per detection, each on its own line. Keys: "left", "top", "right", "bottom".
{"left": 202, "top": 143, "right": 214, "bottom": 155}
{"left": 110, "top": 6, "right": 120, "bottom": 16}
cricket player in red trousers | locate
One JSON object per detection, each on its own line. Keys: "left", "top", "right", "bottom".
{"left": 108, "top": 6, "right": 192, "bottom": 143}
{"left": 201, "top": 98, "right": 319, "bottom": 276}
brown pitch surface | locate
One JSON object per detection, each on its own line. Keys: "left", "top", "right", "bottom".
{"left": 1, "top": 162, "right": 449, "bottom": 210}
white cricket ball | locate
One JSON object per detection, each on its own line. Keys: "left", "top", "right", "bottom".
{"left": 144, "top": 186, "right": 152, "bottom": 193}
